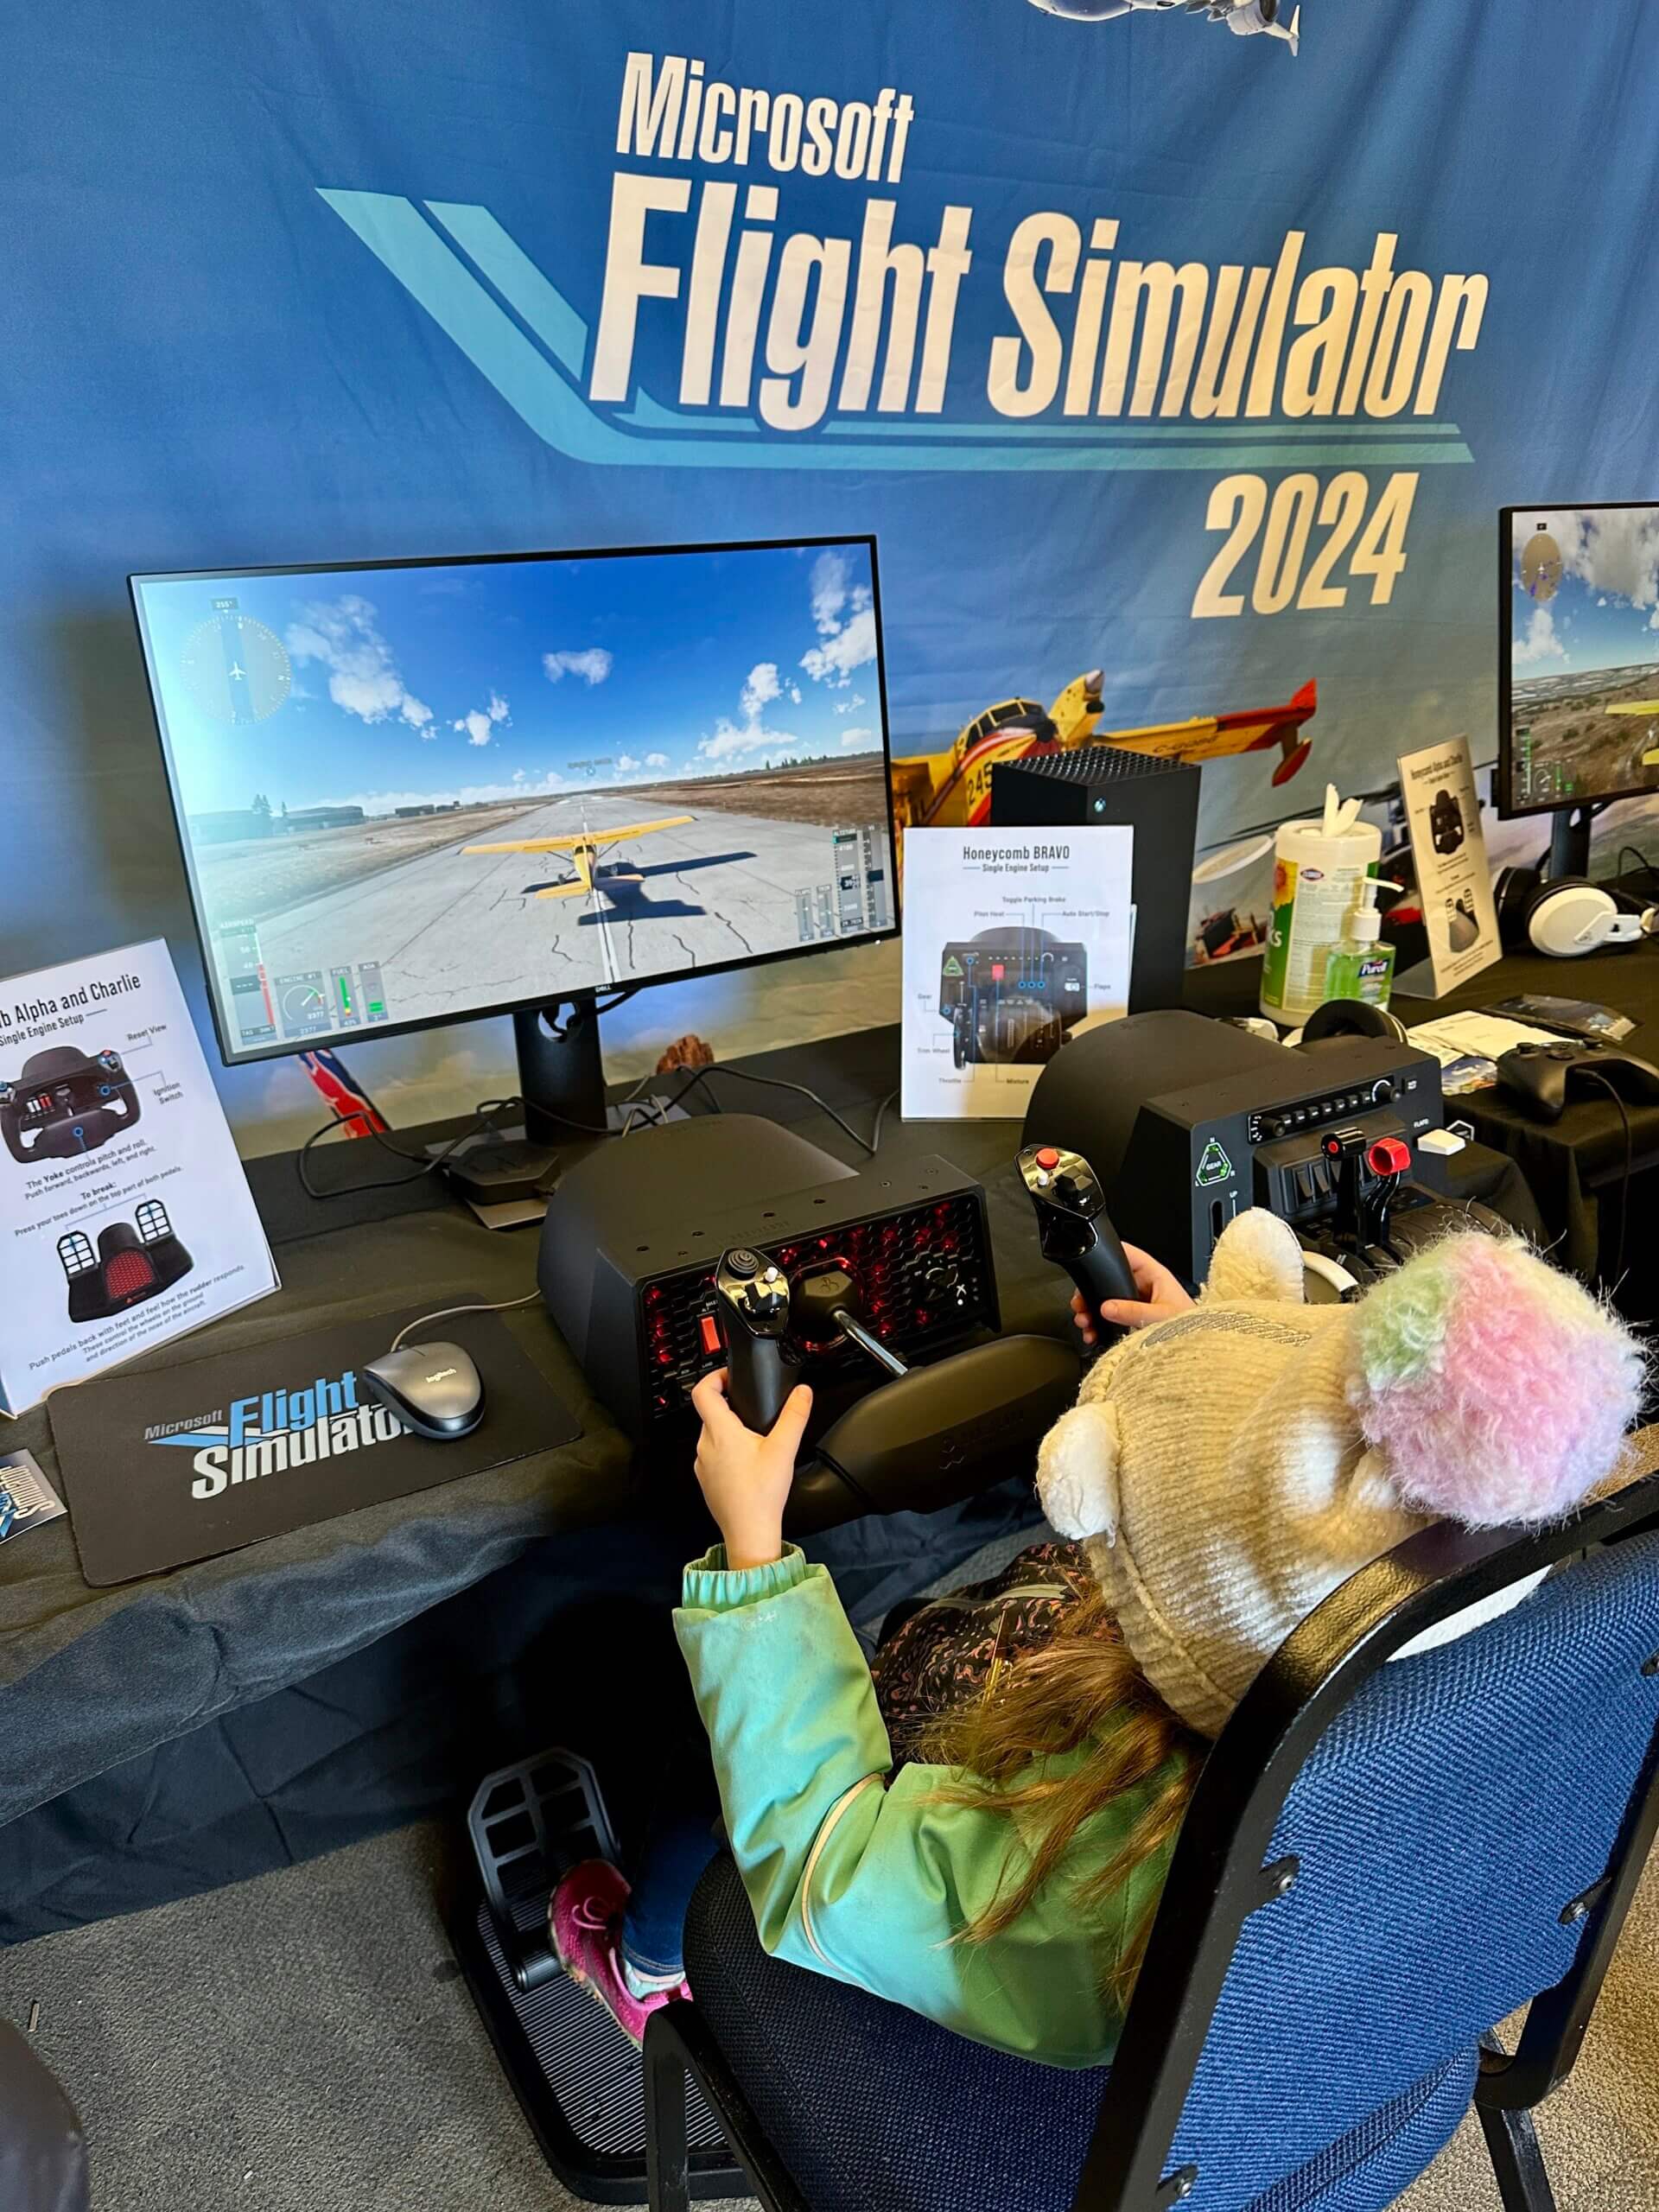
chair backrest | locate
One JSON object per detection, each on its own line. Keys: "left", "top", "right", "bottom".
{"left": 1079, "top": 1476, "right": 1659, "bottom": 2212}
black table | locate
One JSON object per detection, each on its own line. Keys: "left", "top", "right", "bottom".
{"left": 0, "top": 1029, "right": 1070, "bottom": 1941}
{"left": 0, "top": 1015, "right": 1545, "bottom": 1942}
{"left": 1187, "top": 936, "right": 1659, "bottom": 1296}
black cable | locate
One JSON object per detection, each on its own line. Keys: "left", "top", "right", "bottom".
{"left": 297, "top": 1094, "right": 524, "bottom": 1199}
{"left": 300, "top": 1045, "right": 886, "bottom": 1198}
{"left": 1576, "top": 1069, "right": 1632, "bottom": 1294}
{"left": 664, "top": 1062, "right": 878, "bottom": 1157}
{"left": 1619, "top": 845, "right": 1659, "bottom": 891}
{"left": 868, "top": 1086, "right": 899, "bottom": 1154}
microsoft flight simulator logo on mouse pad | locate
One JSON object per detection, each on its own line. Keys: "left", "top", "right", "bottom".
{"left": 145, "top": 1362, "right": 399, "bottom": 1499}
{"left": 48, "top": 1306, "right": 579, "bottom": 1586}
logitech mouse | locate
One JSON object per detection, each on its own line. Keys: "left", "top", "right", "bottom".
{"left": 362, "top": 1341, "right": 485, "bottom": 1440}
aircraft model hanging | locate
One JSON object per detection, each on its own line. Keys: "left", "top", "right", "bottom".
{"left": 1027, "top": 0, "right": 1300, "bottom": 54}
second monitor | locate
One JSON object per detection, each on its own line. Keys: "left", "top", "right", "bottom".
{"left": 1501, "top": 503, "right": 1659, "bottom": 838}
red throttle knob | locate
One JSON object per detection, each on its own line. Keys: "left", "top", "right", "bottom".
{"left": 1367, "top": 1137, "right": 1411, "bottom": 1178}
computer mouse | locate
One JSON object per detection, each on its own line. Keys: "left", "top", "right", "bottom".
{"left": 362, "top": 1341, "right": 486, "bottom": 1440}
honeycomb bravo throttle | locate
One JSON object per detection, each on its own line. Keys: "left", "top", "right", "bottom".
{"left": 713, "top": 1248, "right": 801, "bottom": 1432}
{"left": 1018, "top": 1144, "right": 1139, "bottom": 1338}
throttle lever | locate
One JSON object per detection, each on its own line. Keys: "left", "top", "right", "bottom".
{"left": 1017, "top": 1143, "right": 1137, "bottom": 1344}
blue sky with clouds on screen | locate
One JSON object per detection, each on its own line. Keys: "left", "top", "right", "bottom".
{"left": 1511, "top": 509, "right": 1659, "bottom": 682}
{"left": 141, "top": 539, "right": 883, "bottom": 816}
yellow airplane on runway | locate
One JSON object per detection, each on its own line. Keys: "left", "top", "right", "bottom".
{"left": 464, "top": 815, "right": 694, "bottom": 899}
{"left": 1602, "top": 701, "right": 1659, "bottom": 767}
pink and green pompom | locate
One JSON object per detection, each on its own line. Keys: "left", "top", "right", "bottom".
{"left": 1351, "top": 1234, "right": 1643, "bottom": 1529}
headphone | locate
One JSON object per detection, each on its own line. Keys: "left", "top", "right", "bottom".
{"left": 1297, "top": 998, "right": 1409, "bottom": 1046}
{"left": 1494, "top": 866, "right": 1657, "bottom": 959}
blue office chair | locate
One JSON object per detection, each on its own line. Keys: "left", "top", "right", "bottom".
{"left": 645, "top": 1471, "right": 1659, "bottom": 2212}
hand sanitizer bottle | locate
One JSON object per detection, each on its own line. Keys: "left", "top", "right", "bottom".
{"left": 1323, "top": 878, "right": 1400, "bottom": 1008}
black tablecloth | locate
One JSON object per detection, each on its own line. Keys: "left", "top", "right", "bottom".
{"left": 0, "top": 1016, "right": 1545, "bottom": 1939}
{"left": 0, "top": 1030, "right": 1077, "bottom": 1937}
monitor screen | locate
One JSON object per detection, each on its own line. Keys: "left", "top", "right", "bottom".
{"left": 1501, "top": 503, "right": 1659, "bottom": 817}
{"left": 131, "top": 537, "right": 897, "bottom": 1065}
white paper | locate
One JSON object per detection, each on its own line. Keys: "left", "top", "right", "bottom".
{"left": 1407, "top": 1012, "right": 1559, "bottom": 1069}
{"left": 0, "top": 939, "right": 278, "bottom": 1413}
{"left": 1394, "top": 734, "right": 1503, "bottom": 999}
{"left": 900, "top": 828, "right": 1134, "bottom": 1119}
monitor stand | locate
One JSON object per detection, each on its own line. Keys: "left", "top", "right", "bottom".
{"left": 437, "top": 1000, "right": 677, "bottom": 1224}
{"left": 1548, "top": 804, "right": 1594, "bottom": 880}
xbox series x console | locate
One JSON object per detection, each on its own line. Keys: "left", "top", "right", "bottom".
{"left": 990, "top": 748, "right": 1200, "bottom": 1014}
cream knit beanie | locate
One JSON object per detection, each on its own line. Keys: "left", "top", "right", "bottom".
{"left": 1036, "top": 1210, "right": 1642, "bottom": 1737}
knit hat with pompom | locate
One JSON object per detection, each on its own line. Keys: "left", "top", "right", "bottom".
{"left": 1036, "top": 1210, "right": 1643, "bottom": 1738}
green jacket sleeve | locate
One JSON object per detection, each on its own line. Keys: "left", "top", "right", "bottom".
{"left": 675, "top": 1546, "right": 1173, "bottom": 2069}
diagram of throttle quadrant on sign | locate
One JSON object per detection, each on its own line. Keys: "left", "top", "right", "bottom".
{"left": 900, "top": 828, "right": 1134, "bottom": 1120}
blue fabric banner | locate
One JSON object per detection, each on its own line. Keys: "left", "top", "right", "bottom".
{"left": 4, "top": 3, "right": 1656, "bottom": 1136}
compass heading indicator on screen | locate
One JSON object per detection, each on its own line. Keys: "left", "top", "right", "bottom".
{"left": 180, "top": 601, "right": 291, "bottom": 725}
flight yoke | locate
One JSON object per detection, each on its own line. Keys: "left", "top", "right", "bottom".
{"left": 1024, "top": 1009, "right": 1452, "bottom": 1285}
{"left": 538, "top": 1113, "right": 1000, "bottom": 1438}
{"left": 1, "top": 1046, "right": 141, "bottom": 1164}
{"left": 938, "top": 928, "right": 1088, "bottom": 1066}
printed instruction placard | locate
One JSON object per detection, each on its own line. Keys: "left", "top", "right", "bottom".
{"left": 1394, "top": 734, "right": 1503, "bottom": 999}
{"left": 900, "top": 827, "right": 1134, "bottom": 1119}
{"left": 0, "top": 939, "right": 278, "bottom": 1414}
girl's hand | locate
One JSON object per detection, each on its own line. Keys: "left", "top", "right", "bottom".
{"left": 690, "top": 1369, "right": 814, "bottom": 1571}
{"left": 1071, "top": 1243, "right": 1194, "bottom": 1346}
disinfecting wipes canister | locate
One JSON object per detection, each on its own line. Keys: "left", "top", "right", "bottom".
{"left": 1259, "top": 793, "right": 1382, "bottom": 1024}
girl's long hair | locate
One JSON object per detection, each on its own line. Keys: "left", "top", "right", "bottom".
{"left": 921, "top": 1588, "right": 1205, "bottom": 2001}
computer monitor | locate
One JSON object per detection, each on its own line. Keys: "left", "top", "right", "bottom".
{"left": 131, "top": 536, "right": 897, "bottom": 1148}
{"left": 1500, "top": 503, "right": 1659, "bottom": 870}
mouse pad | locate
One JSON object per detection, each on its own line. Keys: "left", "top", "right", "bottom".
{"left": 48, "top": 1305, "right": 581, "bottom": 1586}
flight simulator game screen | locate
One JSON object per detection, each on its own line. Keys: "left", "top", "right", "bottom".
{"left": 132, "top": 538, "right": 896, "bottom": 1063}
{"left": 1506, "top": 505, "right": 1659, "bottom": 814}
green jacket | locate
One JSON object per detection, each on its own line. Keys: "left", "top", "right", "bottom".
{"left": 675, "top": 1544, "right": 1181, "bottom": 2069}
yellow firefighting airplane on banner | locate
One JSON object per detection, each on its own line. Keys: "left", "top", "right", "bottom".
{"left": 889, "top": 673, "right": 1319, "bottom": 843}
{"left": 464, "top": 814, "right": 694, "bottom": 899}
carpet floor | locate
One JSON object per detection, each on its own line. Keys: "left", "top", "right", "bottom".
{"left": 1, "top": 1820, "right": 1655, "bottom": 2212}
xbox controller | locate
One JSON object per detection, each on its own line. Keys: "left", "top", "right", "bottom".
{"left": 1494, "top": 1039, "right": 1659, "bottom": 1125}
{"left": 1017, "top": 1143, "right": 1139, "bottom": 1331}
{"left": 713, "top": 1247, "right": 801, "bottom": 1432}
{"left": 1, "top": 1046, "right": 142, "bottom": 1165}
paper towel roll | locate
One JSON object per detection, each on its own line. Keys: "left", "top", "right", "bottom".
{"left": 1260, "top": 791, "right": 1382, "bottom": 1023}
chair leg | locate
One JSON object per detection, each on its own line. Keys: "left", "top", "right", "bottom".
{"left": 1477, "top": 2100, "right": 1558, "bottom": 2212}
{"left": 645, "top": 2024, "right": 692, "bottom": 2212}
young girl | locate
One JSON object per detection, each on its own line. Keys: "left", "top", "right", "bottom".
{"left": 553, "top": 1211, "right": 1641, "bottom": 2064}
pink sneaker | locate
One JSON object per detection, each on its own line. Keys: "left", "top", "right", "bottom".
{"left": 550, "top": 1859, "right": 690, "bottom": 2048}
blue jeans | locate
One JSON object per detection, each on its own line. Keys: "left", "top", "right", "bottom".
{"left": 620, "top": 1737, "right": 722, "bottom": 1980}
